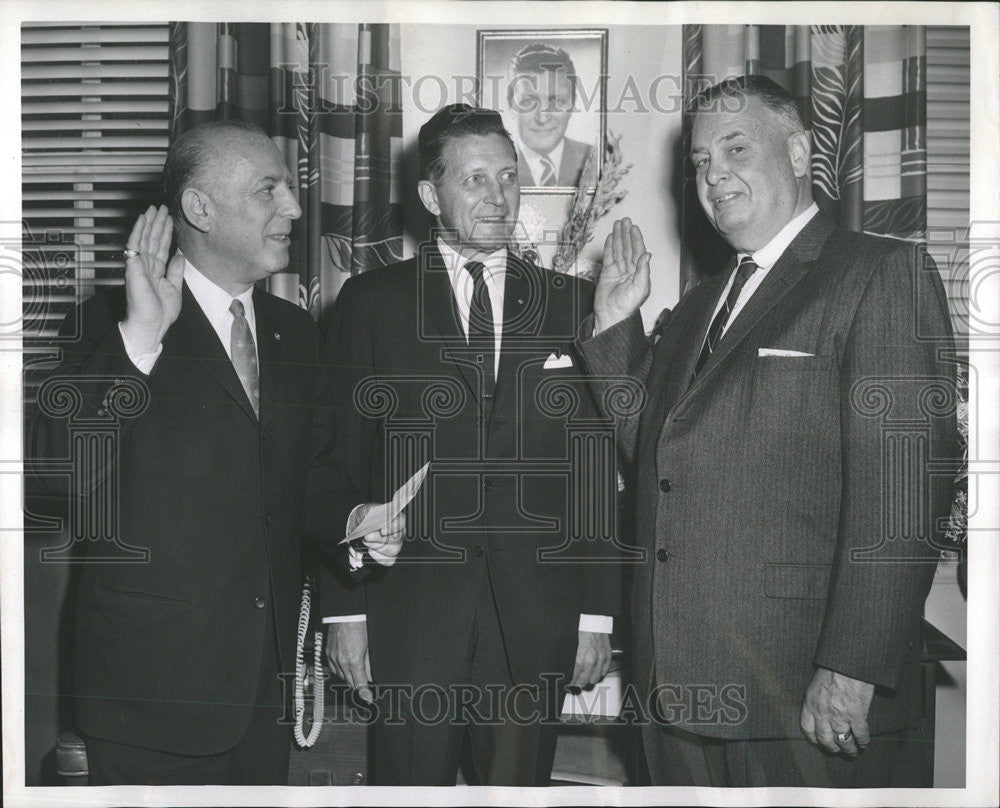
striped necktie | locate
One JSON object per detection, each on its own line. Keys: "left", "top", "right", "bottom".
{"left": 229, "top": 298, "right": 259, "bottom": 417}
{"left": 694, "top": 257, "right": 759, "bottom": 375}
{"left": 465, "top": 260, "right": 495, "bottom": 400}
{"left": 538, "top": 155, "right": 557, "bottom": 186}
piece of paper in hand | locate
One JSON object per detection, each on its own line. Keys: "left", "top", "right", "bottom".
{"left": 341, "top": 462, "right": 429, "bottom": 543}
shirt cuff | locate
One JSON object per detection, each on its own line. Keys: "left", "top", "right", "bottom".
{"left": 118, "top": 322, "right": 162, "bottom": 375}
{"left": 579, "top": 613, "right": 613, "bottom": 633}
{"left": 322, "top": 614, "right": 367, "bottom": 624}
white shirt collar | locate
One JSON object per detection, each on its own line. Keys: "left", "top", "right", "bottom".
{"left": 435, "top": 238, "right": 506, "bottom": 371}
{"left": 182, "top": 254, "right": 257, "bottom": 357}
{"left": 435, "top": 237, "right": 507, "bottom": 290}
{"left": 742, "top": 202, "right": 819, "bottom": 270}
{"left": 519, "top": 137, "right": 565, "bottom": 184}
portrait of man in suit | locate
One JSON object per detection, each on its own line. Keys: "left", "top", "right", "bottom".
{"left": 321, "top": 103, "right": 621, "bottom": 786}
{"left": 506, "top": 42, "right": 597, "bottom": 189}
{"left": 27, "top": 120, "right": 390, "bottom": 785}
{"left": 578, "top": 76, "right": 958, "bottom": 787}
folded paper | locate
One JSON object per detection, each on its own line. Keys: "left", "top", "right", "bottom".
{"left": 341, "top": 462, "right": 429, "bottom": 544}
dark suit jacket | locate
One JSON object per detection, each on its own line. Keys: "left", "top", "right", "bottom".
{"left": 322, "top": 247, "right": 621, "bottom": 687}
{"left": 28, "top": 283, "right": 351, "bottom": 755}
{"left": 516, "top": 137, "right": 594, "bottom": 188}
{"left": 579, "top": 212, "right": 959, "bottom": 740}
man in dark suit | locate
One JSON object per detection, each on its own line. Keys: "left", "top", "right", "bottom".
{"left": 28, "top": 120, "right": 394, "bottom": 784}
{"left": 322, "top": 104, "right": 621, "bottom": 786}
{"left": 507, "top": 43, "right": 595, "bottom": 188}
{"left": 578, "top": 76, "right": 958, "bottom": 787}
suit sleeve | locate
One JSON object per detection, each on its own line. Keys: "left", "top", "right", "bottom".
{"left": 813, "top": 246, "right": 959, "bottom": 689}
{"left": 27, "top": 291, "right": 154, "bottom": 497}
{"left": 300, "top": 321, "right": 368, "bottom": 579}
{"left": 310, "top": 277, "right": 382, "bottom": 617}
{"left": 575, "top": 311, "right": 652, "bottom": 469}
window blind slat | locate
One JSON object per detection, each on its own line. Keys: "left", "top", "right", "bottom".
{"left": 24, "top": 135, "right": 171, "bottom": 149}
{"left": 927, "top": 190, "right": 970, "bottom": 210}
{"left": 22, "top": 81, "right": 168, "bottom": 97}
{"left": 24, "top": 226, "right": 134, "bottom": 235}
{"left": 24, "top": 152, "right": 168, "bottom": 166}
{"left": 23, "top": 101, "right": 169, "bottom": 114}
{"left": 21, "top": 45, "right": 169, "bottom": 62}
{"left": 23, "top": 119, "right": 170, "bottom": 132}
{"left": 21, "top": 26, "right": 169, "bottom": 45}
{"left": 29, "top": 243, "right": 133, "bottom": 252}
{"left": 25, "top": 190, "right": 162, "bottom": 202}
{"left": 927, "top": 120, "right": 969, "bottom": 138}
{"left": 922, "top": 65, "right": 970, "bottom": 84}
{"left": 924, "top": 27, "right": 970, "bottom": 45}
{"left": 24, "top": 207, "right": 150, "bottom": 218}
{"left": 927, "top": 174, "right": 969, "bottom": 192}
{"left": 927, "top": 137, "right": 970, "bottom": 156}
{"left": 25, "top": 172, "right": 163, "bottom": 183}
{"left": 23, "top": 64, "right": 167, "bottom": 80}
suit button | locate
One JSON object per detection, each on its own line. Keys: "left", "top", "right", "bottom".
{"left": 264, "top": 512, "right": 272, "bottom": 526}
{"left": 473, "top": 545, "right": 485, "bottom": 557}
{"left": 254, "top": 595, "right": 266, "bottom": 608}
{"left": 659, "top": 479, "right": 672, "bottom": 492}
{"left": 656, "top": 548, "right": 669, "bottom": 562}
{"left": 483, "top": 480, "right": 493, "bottom": 492}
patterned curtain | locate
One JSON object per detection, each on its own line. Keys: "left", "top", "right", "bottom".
{"left": 681, "top": 24, "right": 927, "bottom": 290}
{"left": 168, "top": 22, "right": 403, "bottom": 317}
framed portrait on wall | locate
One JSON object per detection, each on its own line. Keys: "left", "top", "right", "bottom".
{"left": 476, "top": 28, "right": 608, "bottom": 194}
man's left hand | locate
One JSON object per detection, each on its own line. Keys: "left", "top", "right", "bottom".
{"left": 800, "top": 667, "right": 875, "bottom": 757}
{"left": 568, "top": 631, "right": 612, "bottom": 689}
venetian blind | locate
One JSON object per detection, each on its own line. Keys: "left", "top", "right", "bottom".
{"left": 21, "top": 22, "right": 171, "bottom": 403}
{"left": 925, "top": 25, "right": 970, "bottom": 340}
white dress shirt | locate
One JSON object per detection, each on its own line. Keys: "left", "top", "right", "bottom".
{"left": 119, "top": 256, "right": 257, "bottom": 373}
{"left": 706, "top": 203, "right": 819, "bottom": 340}
{"left": 437, "top": 237, "right": 506, "bottom": 378}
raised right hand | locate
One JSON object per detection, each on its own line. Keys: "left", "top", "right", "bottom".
{"left": 326, "top": 621, "right": 373, "bottom": 703}
{"left": 120, "top": 205, "right": 184, "bottom": 353}
{"left": 593, "top": 217, "right": 652, "bottom": 334}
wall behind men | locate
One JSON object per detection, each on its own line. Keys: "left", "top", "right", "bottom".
{"left": 399, "top": 24, "right": 685, "bottom": 331}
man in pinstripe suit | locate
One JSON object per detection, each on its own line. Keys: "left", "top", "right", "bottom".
{"left": 578, "top": 76, "right": 958, "bottom": 787}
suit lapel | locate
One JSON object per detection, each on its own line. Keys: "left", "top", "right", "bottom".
{"left": 165, "top": 283, "right": 258, "bottom": 425}
{"left": 676, "top": 211, "right": 835, "bottom": 408}
{"left": 492, "top": 253, "right": 539, "bottom": 405}
{"left": 636, "top": 274, "right": 725, "bottom": 462}
{"left": 419, "top": 246, "right": 482, "bottom": 400}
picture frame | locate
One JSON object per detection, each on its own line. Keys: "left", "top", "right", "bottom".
{"left": 476, "top": 28, "right": 608, "bottom": 194}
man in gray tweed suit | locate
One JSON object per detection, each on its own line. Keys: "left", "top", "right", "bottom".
{"left": 577, "top": 76, "right": 958, "bottom": 787}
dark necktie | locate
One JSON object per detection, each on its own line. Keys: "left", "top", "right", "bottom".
{"left": 465, "top": 260, "right": 495, "bottom": 399}
{"left": 695, "top": 257, "right": 759, "bottom": 375}
{"left": 539, "top": 155, "right": 557, "bottom": 186}
{"left": 229, "top": 298, "right": 259, "bottom": 417}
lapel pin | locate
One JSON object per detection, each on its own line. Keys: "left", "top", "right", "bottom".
{"left": 274, "top": 332, "right": 281, "bottom": 341}
{"left": 517, "top": 298, "right": 525, "bottom": 305}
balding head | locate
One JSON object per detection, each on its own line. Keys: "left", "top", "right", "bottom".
{"left": 160, "top": 120, "right": 301, "bottom": 294}
{"left": 162, "top": 120, "right": 273, "bottom": 231}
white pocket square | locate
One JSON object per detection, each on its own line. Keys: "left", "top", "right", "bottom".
{"left": 543, "top": 352, "right": 574, "bottom": 369}
{"left": 758, "top": 348, "right": 814, "bottom": 357}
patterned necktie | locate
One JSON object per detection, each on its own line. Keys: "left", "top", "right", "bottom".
{"left": 465, "top": 260, "right": 495, "bottom": 399}
{"left": 695, "top": 257, "right": 759, "bottom": 375}
{"left": 539, "top": 155, "right": 557, "bottom": 186}
{"left": 229, "top": 299, "right": 259, "bottom": 417}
